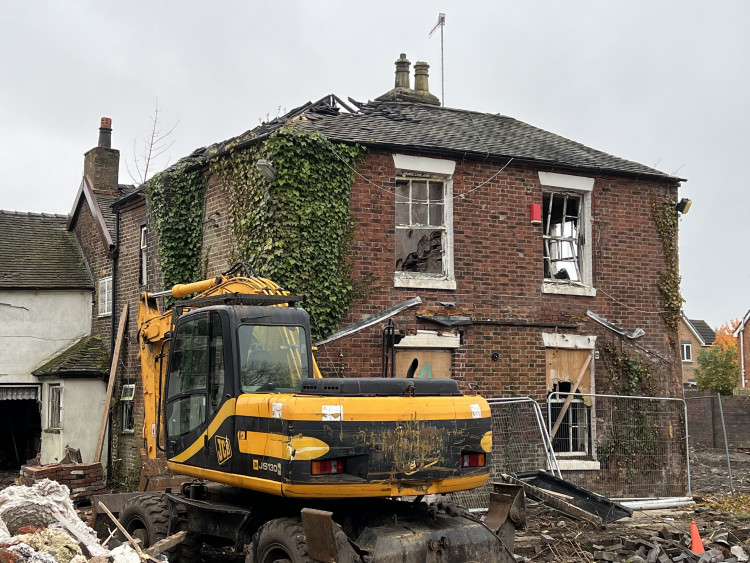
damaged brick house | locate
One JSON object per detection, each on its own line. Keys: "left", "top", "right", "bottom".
{"left": 103, "top": 55, "right": 686, "bottom": 483}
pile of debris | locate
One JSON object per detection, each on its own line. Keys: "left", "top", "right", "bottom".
{"left": 0, "top": 479, "right": 139, "bottom": 563}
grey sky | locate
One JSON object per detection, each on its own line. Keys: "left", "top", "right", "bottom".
{"left": 1, "top": 1, "right": 747, "bottom": 329}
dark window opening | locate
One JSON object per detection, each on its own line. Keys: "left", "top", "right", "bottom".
{"left": 549, "top": 382, "right": 591, "bottom": 455}
{"left": 395, "top": 178, "right": 446, "bottom": 275}
{"left": 543, "top": 191, "right": 583, "bottom": 282}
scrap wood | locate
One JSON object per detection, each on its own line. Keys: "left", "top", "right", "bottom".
{"left": 144, "top": 530, "right": 187, "bottom": 557}
{"left": 97, "top": 501, "right": 159, "bottom": 563}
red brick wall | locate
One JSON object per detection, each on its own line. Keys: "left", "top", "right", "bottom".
{"left": 316, "top": 151, "right": 681, "bottom": 398}
{"left": 70, "top": 201, "right": 111, "bottom": 344}
{"left": 201, "top": 171, "right": 233, "bottom": 276}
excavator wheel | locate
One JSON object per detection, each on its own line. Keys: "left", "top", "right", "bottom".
{"left": 251, "top": 518, "right": 314, "bottom": 563}
{"left": 117, "top": 494, "right": 171, "bottom": 553}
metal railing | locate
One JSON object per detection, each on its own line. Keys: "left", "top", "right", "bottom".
{"left": 548, "top": 392, "right": 690, "bottom": 499}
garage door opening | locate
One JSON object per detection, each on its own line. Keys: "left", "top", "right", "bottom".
{"left": 0, "top": 399, "right": 41, "bottom": 469}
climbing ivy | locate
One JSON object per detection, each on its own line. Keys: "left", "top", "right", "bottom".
{"left": 146, "top": 157, "right": 208, "bottom": 297}
{"left": 651, "top": 196, "right": 683, "bottom": 333}
{"left": 210, "top": 127, "right": 367, "bottom": 340}
{"left": 599, "top": 340, "right": 652, "bottom": 396}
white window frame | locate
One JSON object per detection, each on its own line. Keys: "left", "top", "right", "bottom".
{"left": 392, "top": 154, "right": 456, "bottom": 290}
{"left": 539, "top": 172, "right": 595, "bottom": 297}
{"left": 121, "top": 383, "right": 136, "bottom": 434}
{"left": 48, "top": 384, "right": 62, "bottom": 430}
{"left": 98, "top": 276, "right": 112, "bottom": 316}
{"left": 139, "top": 225, "right": 148, "bottom": 287}
{"left": 681, "top": 341, "right": 693, "bottom": 363}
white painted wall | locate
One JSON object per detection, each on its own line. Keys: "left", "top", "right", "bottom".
{"left": 40, "top": 378, "right": 108, "bottom": 464}
{"left": 0, "top": 289, "right": 92, "bottom": 383}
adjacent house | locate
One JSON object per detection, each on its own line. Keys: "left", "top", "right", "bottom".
{"left": 102, "top": 54, "right": 687, "bottom": 480}
{"left": 0, "top": 211, "right": 105, "bottom": 466}
{"left": 734, "top": 309, "right": 750, "bottom": 390}
{"left": 679, "top": 315, "right": 716, "bottom": 387}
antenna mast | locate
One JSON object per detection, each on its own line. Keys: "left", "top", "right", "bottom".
{"left": 429, "top": 12, "right": 446, "bottom": 106}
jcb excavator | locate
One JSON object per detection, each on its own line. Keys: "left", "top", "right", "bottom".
{"left": 93, "top": 264, "right": 525, "bottom": 563}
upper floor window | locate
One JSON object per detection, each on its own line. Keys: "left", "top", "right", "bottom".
{"left": 392, "top": 154, "right": 456, "bottom": 290}
{"left": 539, "top": 172, "right": 595, "bottom": 297}
{"left": 98, "top": 276, "right": 112, "bottom": 316}
{"left": 681, "top": 341, "right": 692, "bottom": 363}
{"left": 139, "top": 225, "right": 148, "bottom": 286}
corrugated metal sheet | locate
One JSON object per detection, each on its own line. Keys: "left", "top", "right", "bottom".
{"left": 0, "top": 386, "right": 39, "bottom": 400}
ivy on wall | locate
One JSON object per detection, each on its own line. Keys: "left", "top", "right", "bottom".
{"left": 599, "top": 339, "right": 653, "bottom": 396}
{"left": 147, "top": 157, "right": 208, "bottom": 296}
{"left": 651, "top": 196, "right": 683, "bottom": 333}
{"left": 209, "top": 128, "right": 366, "bottom": 340}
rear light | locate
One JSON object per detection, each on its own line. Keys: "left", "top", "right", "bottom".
{"left": 461, "top": 453, "right": 486, "bottom": 468}
{"left": 311, "top": 459, "right": 345, "bottom": 475}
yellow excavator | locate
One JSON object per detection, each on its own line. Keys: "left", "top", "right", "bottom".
{"left": 93, "top": 264, "right": 524, "bottom": 563}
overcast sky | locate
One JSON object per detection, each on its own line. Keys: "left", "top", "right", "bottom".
{"left": 1, "top": 1, "right": 748, "bottom": 329}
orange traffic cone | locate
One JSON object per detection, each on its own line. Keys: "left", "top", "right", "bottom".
{"left": 690, "top": 520, "right": 704, "bottom": 554}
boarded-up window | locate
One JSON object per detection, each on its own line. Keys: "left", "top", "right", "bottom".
{"left": 394, "top": 349, "right": 452, "bottom": 379}
{"left": 546, "top": 348, "right": 593, "bottom": 456}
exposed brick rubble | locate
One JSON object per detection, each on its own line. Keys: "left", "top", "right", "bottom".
{"left": 18, "top": 464, "right": 106, "bottom": 504}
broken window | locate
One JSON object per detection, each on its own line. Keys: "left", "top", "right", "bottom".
{"left": 98, "top": 276, "right": 112, "bottom": 316}
{"left": 48, "top": 384, "right": 62, "bottom": 430}
{"left": 121, "top": 383, "right": 135, "bottom": 433}
{"left": 681, "top": 342, "right": 692, "bottom": 363}
{"left": 543, "top": 191, "right": 583, "bottom": 282}
{"left": 139, "top": 225, "right": 147, "bottom": 286}
{"left": 395, "top": 177, "right": 446, "bottom": 276}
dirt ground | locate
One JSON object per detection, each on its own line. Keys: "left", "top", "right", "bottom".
{"left": 2, "top": 447, "right": 749, "bottom": 561}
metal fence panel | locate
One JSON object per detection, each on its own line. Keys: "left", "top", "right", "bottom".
{"left": 451, "top": 398, "right": 557, "bottom": 510}
{"left": 549, "top": 392, "right": 690, "bottom": 499}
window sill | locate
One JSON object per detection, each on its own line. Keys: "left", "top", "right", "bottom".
{"left": 44, "top": 428, "right": 61, "bottom": 434}
{"left": 98, "top": 312, "right": 112, "bottom": 318}
{"left": 556, "top": 459, "right": 601, "bottom": 471}
{"left": 394, "top": 275, "right": 456, "bottom": 291}
{"left": 121, "top": 430, "right": 135, "bottom": 435}
{"left": 542, "top": 282, "right": 596, "bottom": 297}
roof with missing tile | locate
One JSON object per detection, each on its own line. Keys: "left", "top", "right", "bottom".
{"left": 0, "top": 210, "right": 92, "bottom": 289}
{"left": 200, "top": 96, "right": 679, "bottom": 182}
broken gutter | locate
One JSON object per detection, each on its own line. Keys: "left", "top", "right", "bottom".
{"left": 615, "top": 497, "right": 695, "bottom": 510}
{"left": 586, "top": 310, "right": 645, "bottom": 339}
{"left": 419, "top": 314, "right": 576, "bottom": 330}
{"left": 315, "top": 297, "right": 422, "bottom": 346}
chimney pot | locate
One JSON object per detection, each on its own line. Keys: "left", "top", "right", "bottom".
{"left": 394, "top": 53, "right": 411, "bottom": 89}
{"left": 98, "top": 116, "right": 112, "bottom": 148}
{"left": 414, "top": 62, "right": 431, "bottom": 93}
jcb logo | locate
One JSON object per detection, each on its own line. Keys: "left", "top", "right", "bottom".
{"left": 215, "top": 435, "right": 232, "bottom": 465}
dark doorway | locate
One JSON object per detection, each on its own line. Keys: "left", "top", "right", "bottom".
{"left": 0, "top": 400, "right": 41, "bottom": 469}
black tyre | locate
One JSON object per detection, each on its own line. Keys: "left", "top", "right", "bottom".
{"left": 252, "top": 518, "right": 313, "bottom": 563}
{"left": 118, "top": 494, "right": 170, "bottom": 552}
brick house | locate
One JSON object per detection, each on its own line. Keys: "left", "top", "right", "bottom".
{"left": 735, "top": 309, "right": 750, "bottom": 391}
{"left": 678, "top": 315, "right": 716, "bottom": 387}
{"left": 105, "top": 55, "right": 687, "bottom": 481}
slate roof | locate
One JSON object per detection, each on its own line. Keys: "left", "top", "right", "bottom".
{"left": 33, "top": 335, "right": 109, "bottom": 378}
{"left": 0, "top": 210, "right": 92, "bottom": 289}
{"left": 201, "top": 96, "right": 678, "bottom": 182}
{"left": 688, "top": 319, "right": 716, "bottom": 346}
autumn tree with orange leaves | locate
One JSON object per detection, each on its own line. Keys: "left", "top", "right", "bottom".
{"left": 695, "top": 319, "right": 741, "bottom": 394}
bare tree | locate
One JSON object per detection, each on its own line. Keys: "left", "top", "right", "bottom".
{"left": 127, "top": 101, "right": 179, "bottom": 185}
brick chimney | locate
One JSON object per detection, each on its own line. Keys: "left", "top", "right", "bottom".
{"left": 83, "top": 117, "right": 119, "bottom": 194}
{"left": 376, "top": 53, "right": 441, "bottom": 106}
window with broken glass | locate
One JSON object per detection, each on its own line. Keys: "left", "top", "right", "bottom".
{"left": 543, "top": 191, "right": 585, "bottom": 283}
{"left": 121, "top": 383, "right": 136, "bottom": 433}
{"left": 395, "top": 177, "right": 447, "bottom": 277}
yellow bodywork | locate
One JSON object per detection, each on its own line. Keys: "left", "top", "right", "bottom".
{"left": 137, "top": 274, "right": 322, "bottom": 460}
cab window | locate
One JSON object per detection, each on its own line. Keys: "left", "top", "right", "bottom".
{"left": 238, "top": 325, "right": 308, "bottom": 393}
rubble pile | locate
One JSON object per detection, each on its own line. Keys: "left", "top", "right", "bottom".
{"left": 18, "top": 464, "right": 106, "bottom": 504}
{"left": 514, "top": 506, "right": 750, "bottom": 563}
{"left": 0, "top": 480, "right": 135, "bottom": 563}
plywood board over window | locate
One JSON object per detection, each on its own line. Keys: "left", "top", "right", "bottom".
{"left": 546, "top": 348, "right": 593, "bottom": 395}
{"left": 394, "top": 350, "right": 452, "bottom": 379}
